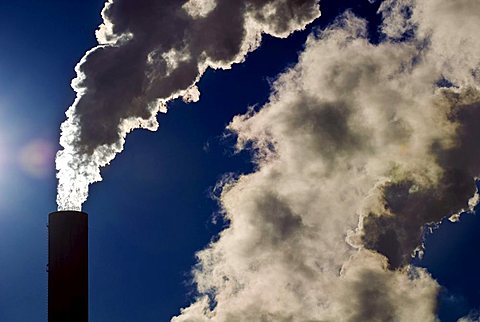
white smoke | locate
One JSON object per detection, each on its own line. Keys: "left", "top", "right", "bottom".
{"left": 55, "top": 0, "right": 480, "bottom": 319}
{"left": 56, "top": 0, "right": 321, "bottom": 210}
{"left": 458, "top": 311, "right": 480, "bottom": 322}
{"left": 172, "top": 0, "right": 480, "bottom": 320}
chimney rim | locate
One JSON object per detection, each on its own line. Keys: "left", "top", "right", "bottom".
{"left": 49, "top": 210, "right": 88, "bottom": 216}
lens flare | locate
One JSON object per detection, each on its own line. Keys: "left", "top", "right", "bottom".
{"left": 18, "top": 139, "right": 55, "bottom": 179}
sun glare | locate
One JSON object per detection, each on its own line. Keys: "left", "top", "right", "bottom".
{"left": 18, "top": 139, "right": 56, "bottom": 179}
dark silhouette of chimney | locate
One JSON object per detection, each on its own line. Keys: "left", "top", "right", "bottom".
{"left": 48, "top": 211, "right": 88, "bottom": 322}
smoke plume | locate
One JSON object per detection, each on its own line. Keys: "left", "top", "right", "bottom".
{"left": 170, "top": 0, "right": 480, "bottom": 321}
{"left": 56, "top": 0, "right": 480, "bottom": 320}
{"left": 56, "top": 0, "right": 321, "bottom": 210}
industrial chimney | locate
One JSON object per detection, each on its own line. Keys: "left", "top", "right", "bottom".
{"left": 48, "top": 211, "right": 88, "bottom": 322}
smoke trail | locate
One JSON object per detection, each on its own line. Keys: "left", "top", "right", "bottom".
{"left": 171, "top": 0, "right": 480, "bottom": 320}
{"left": 56, "top": 0, "right": 321, "bottom": 210}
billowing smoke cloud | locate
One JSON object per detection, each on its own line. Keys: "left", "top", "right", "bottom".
{"left": 171, "top": 0, "right": 480, "bottom": 321}
{"left": 56, "top": 0, "right": 321, "bottom": 210}
{"left": 458, "top": 310, "right": 480, "bottom": 322}
{"left": 56, "top": 0, "right": 480, "bottom": 319}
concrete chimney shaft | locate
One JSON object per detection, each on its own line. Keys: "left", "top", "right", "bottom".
{"left": 48, "top": 211, "right": 88, "bottom": 322}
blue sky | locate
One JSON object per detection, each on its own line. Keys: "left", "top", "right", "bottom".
{"left": 0, "top": 1, "right": 479, "bottom": 321}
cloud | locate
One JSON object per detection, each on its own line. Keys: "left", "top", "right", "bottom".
{"left": 172, "top": 0, "right": 480, "bottom": 319}
{"left": 53, "top": 0, "right": 480, "bottom": 318}
{"left": 380, "top": 0, "right": 480, "bottom": 85}
{"left": 362, "top": 89, "right": 480, "bottom": 268}
{"left": 56, "top": 0, "right": 321, "bottom": 210}
{"left": 458, "top": 310, "right": 480, "bottom": 322}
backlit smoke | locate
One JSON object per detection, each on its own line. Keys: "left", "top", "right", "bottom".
{"left": 56, "top": 0, "right": 480, "bottom": 320}
{"left": 171, "top": 0, "right": 480, "bottom": 320}
{"left": 56, "top": 0, "right": 321, "bottom": 210}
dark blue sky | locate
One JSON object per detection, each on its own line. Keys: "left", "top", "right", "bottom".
{"left": 0, "top": 1, "right": 478, "bottom": 321}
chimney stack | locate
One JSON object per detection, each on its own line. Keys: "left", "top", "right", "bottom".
{"left": 48, "top": 211, "right": 88, "bottom": 322}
